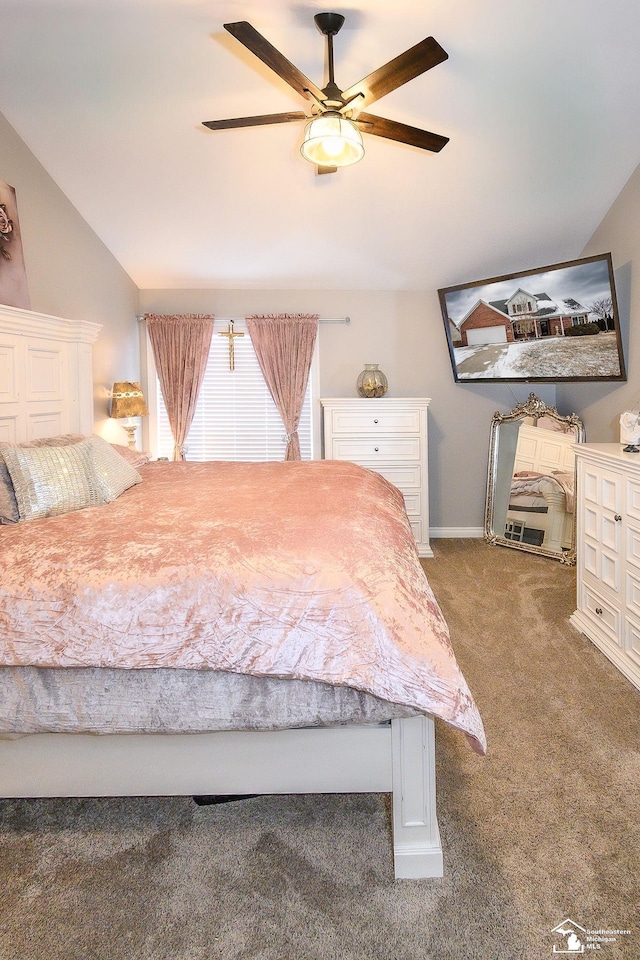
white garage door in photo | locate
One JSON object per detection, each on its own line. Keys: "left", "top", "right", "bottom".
{"left": 466, "top": 326, "right": 507, "bottom": 346}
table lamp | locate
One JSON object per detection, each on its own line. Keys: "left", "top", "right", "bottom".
{"left": 110, "top": 381, "right": 149, "bottom": 449}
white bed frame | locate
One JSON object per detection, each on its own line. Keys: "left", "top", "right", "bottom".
{"left": 0, "top": 304, "right": 444, "bottom": 880}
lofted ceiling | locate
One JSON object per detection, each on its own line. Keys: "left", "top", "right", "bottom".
{"left": 1, "top": 0, "right": 640, "bottom": 292}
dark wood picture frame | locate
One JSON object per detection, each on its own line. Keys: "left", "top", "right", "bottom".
{"left": 438, "top": 253, "right": 626, "bottom": 383}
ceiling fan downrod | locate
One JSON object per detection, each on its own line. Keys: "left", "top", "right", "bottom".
{"left": 314, "top": 12, "right": 346, "bottom": 106}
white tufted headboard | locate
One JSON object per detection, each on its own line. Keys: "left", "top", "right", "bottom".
{"left": 0, "top": 304, "right": 101, "bottom": 443}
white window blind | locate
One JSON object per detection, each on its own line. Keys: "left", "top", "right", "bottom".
{"left": 154, "top": 319, "right": 313, "bottom": 461}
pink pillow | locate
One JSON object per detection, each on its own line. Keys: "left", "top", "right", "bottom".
{"left": 109, "top": 443, "right": 151, "bottom": 470}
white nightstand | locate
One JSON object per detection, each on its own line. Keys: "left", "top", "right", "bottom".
{"left": 570, "top": 443, "right": 640, "bottom": 692}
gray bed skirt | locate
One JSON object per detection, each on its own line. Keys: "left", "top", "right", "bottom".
{"left": 0, "top": 666, "right": 418, "bottom": 736}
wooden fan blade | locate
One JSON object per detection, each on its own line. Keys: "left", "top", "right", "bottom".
{"left": 342, "top": 37, "right": 448, "bottom": 109}
{"left": 203, "top": 111, "right": 307, "bottom": 130}
{"left": 317, "top": 165, "right": 338, "bottom": 175}
{"left": 356, "top": 112, "right": 449, "bottom": 152}
{"left": 224, "top": 21, "right": 325, "bottom": 103}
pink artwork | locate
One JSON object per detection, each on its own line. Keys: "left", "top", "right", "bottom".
{"left": 0, "top": 180, "right": 30, "bottom": 309}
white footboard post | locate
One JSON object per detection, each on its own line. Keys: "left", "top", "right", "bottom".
{"left": 391, "top": 715, "right": 443, "bottom": 879}
{"left": 541, "top": 487, "right": 566, "bottom": 552}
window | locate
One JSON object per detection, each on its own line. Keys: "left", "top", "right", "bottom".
{"left": 511, "top": 300, "right": 534, "bottom": 316}
{"left": 145, "top": 318, "right": 319, "bottom": 461}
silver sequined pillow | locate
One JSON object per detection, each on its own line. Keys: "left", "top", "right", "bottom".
{"left": 2, "top": 438, "right": 103, "bottom": 521}
{"left": 0, "top": 458, "right": 19, "bottom": 524}
{"left": 0, "top": 434, "right": 87, "bottom": 523}
{"left": 88, "top": 435, "right": 142, "bottom": 501}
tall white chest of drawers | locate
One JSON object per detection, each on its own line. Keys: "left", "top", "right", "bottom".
{"left": 320, "top": 397, "right": 432, "bottom": 557}
{"left": 570, "top": 443, "right": 640, "bottom": 692}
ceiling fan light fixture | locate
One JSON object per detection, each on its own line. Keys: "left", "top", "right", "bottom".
{"left": 300, "top": 112, "right": 364, "bottom": 168}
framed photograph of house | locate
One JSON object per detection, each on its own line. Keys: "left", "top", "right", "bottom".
{"left": 0, "top": 179, "right": 30, "bottom": 310}
{"left": 438, "top": 253, "right": 626, "bottom": 383}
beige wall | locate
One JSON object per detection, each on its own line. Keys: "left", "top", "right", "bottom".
{"left": 558, "top": 161, "right": 640, "bottom": 440}
{"left": 0, "top": 111, "right": 139, "bottom": 437}
{"left": 140, "top": 288, "right": 556, "bottom": 529}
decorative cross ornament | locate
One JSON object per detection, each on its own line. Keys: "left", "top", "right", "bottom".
{"left": 219, "top": 320, "right": 244, "bottom": 370}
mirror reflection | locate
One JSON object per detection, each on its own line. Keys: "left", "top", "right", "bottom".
{"left": 484, "top": 393, "right": 585, "bottom": 564}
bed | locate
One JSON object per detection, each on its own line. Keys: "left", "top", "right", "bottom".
{"left": 0, "top": 304, "right": 485, "bottom": 880}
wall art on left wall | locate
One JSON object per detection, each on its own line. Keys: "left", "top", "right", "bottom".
{"left": 0, "top": 180, "right": 30, "bottom": 309}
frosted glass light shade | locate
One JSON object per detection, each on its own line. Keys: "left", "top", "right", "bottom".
{"left": 300, "top": 113, "right": 364, "bottom": 168}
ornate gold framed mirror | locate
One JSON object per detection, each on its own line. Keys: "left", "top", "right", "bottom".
{"left": 484, "top": 393, "right": 585, "bottom": 564}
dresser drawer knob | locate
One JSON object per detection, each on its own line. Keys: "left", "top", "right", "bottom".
{"left": 595, "top": 607, "right": 603, "bottom": 616}
{"left": 614, "top": 514, "right": 622, "bottom": 522}
{"left": 373, "top": 419, "right": 379, "bottom": 424}
{"left": 374, "top": 446, "right": 379, "bottom": 452}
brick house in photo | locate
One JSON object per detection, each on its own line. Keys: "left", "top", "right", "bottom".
{"left": 456, "top": 288, "right": 590, "bottom": 347}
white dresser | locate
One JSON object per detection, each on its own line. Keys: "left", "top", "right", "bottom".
{"left": 320, "top": 397, "right": 432, "bottom": 557}
{"left": 570, "top": 443, "right": 640, "bottom": 692}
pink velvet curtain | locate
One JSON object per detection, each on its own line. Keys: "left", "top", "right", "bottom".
{"left": 246, "top": 313, "right": 319, "bottom": 461}
{"left": 146, "top": 314, "right": 214, "bottom": 461}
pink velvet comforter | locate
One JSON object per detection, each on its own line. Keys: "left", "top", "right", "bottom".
{"left": 0, "top": 460, "right": 486, "bottom": 753}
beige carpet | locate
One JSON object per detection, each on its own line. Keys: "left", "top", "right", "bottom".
{"left": 0, "top": 539, "right": 638, "bottom": 959}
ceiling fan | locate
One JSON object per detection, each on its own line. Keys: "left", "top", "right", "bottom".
{"left": 202, "top": 13, "right": 449, "bottom": 174}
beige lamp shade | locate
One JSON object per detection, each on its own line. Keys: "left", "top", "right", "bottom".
{"left": 110, "top": 382, "right": 149, "bottom": 419}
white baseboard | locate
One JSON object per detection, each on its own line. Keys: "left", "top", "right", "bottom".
{"left": 429, "top": 527, "right": 484, "bottom": 539}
